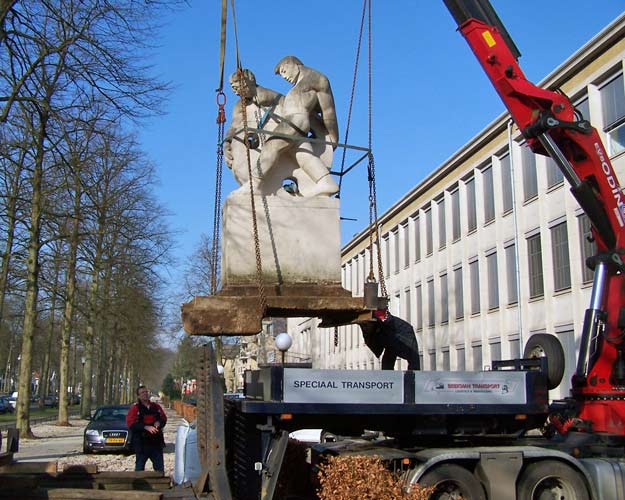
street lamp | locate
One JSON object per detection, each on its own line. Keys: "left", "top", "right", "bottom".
{"left": 80, "top": 356, "right": 86, "bottom": 405}
{"left": 275, "top": 333, "right": 292, "bottom": 366}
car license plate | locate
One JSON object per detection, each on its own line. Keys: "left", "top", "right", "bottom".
{"left": 106, "top": 437, "right": 125, "bottom": 444}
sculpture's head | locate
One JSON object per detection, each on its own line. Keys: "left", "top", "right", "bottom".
{"left": 274, "top": 55, "right": 303, "bottom": 85}
{"left": 229, "top": 68, "right": 257, "bottom": 98}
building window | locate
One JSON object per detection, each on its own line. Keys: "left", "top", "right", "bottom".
{"left": 578, "top": 214, "right": 595, "bottom": 284}
{"left": 354, "top": 256, "right": 360, "bottom": 294}
{"left": 425, "top": 207, "right": 433, "bottom": 255}
{"left": 522, "top": 146, "right": 538, "bottom": 201}
{"left": 456, "top": 345, "right": 466, "bottom": 371}
{"left": 405, "top": 288, "right": 411, "bottom": 324}
{"left": 509, "top": 336, "right": 521, "bottom": 359}
{"left": 546, "top": 157, "right": 564, "bottom": 188}
{"left": 551, "top": 222, "right": 571, "bottom": 291}
{"left": 454, "top": 266, "right": 464, "bottom": 319}
{"left": 414, "top": 215, "right": 421, "bottom": 262}
{"left": 486, "top": 251, "right": 499, "bottom": 310}
{"left": 416, "top": 283, "right": 423, "bottom": 331}
{"left": 427, "top": 278, "right": 435, "bottom": 327}
{"left": 402, "top": 221, "right": 410, "bottom": 268}
{"left": 442, "top": 349, "right": 450, "bottom": 371}
{"left": 438, "top": 198, "right": 446, "bottom": 249}
{"left": 505, "top": 243, "right": 518, "bottom": 305}
{"left": 600, "top": 73, "right": 625, "bottom": 156}
{"left": 500, "top": 152, "right": 513, "bottom": 213}
{"left": 451, "top": 188, "right": 461, "bottom": 241}
{"left": 472, "top": 343, "right": 483, "bottom": 371}
{"left": 576, "top": 95, "right": 590, "bottom": 122}
{"left": 470, "top": 259, "right": 480, "bottom": 314}
{"left": 429, "top": 350, "right": 437, "bottom": 370}
{"left": 440, "top": 273, "right": 449, "bottom": 324}
{"left": 483, "top": 166, "right": 495, "bottom": 223}
{"left": 527, "top": 233, "right": 544, "bottom": 298}
{"left": 383, "top": 235, "right": 390, "bottom": 277}
{"left": 392, "top": 228, "right": 399, "bottom": 273}
{"left": 466, "top": 177, "right": 477, "bottom": 232}
{"left": 490, "top": 340, "right": 501, "bottom": 362}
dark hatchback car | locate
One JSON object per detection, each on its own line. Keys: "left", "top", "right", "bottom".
{"left": 83, "top": 404, "right": 132, "bottom": 454}
{"left": 0, "top": 396, "right": 13, "bottom": 414}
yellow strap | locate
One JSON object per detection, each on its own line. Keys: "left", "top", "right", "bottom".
{"left": 230, "top": 0, "right": 241, "bottom": 69}
{"left": 217, "top": 0, "right": 227, "bottom": 91}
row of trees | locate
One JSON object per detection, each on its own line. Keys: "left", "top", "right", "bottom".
{"left": 0, "top": 0, "right": 185, "bottom": 436}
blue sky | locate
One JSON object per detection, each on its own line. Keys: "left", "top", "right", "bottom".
{"left": 140, "top": 1, "right": 625, "bottom": 298}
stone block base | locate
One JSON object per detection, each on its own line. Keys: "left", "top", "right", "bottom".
{"left": 222, "top": 192, "right": 341, "bottom": 286}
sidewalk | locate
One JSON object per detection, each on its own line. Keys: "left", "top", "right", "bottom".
{"left": 10, "top": 408, "right": 183, "bottom": 477}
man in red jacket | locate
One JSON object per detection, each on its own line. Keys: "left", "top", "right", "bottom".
{"left": 126, "top": 385, "right": 167, "bottom": 472}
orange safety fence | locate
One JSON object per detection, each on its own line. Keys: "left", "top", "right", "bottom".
{"left": 172, "top": 400, "right": 197, "bottom": 422}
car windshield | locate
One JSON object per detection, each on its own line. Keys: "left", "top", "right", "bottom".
{"left": 93, "top": 408, "right": 127, "bottom": 421}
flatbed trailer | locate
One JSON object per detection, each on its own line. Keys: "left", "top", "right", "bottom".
{"left": 193, "top": 344, "right": 625, "bottom": 500}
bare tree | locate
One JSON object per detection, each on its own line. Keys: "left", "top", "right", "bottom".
{"left": 1, "top": 0, "right": 179, "bottom": 434}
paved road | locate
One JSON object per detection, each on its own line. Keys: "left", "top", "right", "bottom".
{"left": 10, "top": 408, "right": 184, "bottom": 463}
{"left": 14, "top": 419, "right": 87, "bottom": 462}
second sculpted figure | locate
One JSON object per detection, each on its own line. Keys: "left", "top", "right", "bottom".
{"left": 225, "top": 56, "right": 339, "bottom": 197}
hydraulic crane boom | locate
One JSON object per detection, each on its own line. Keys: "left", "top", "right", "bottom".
{"left": 444, "top": 0, "right": 625, "bottom": 436}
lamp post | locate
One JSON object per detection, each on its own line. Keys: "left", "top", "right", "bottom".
{"left": 80, "top": 356, "right": 86, "bottom": 405}
{"left": 275, "top": 333, "right": 292, "bottom": 366}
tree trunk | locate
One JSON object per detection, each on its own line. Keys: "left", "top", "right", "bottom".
{"left": 16, "top": 108, "right": 48, "bottom": 438}
{"left": 96, "top": 334, "right": 106, "bottom": 406}
{"left": 57, "top": 181, "right": 80, "bottom": 425}
{"left": 39, "top": 253, "right": 60, "bottom": 409}
{"left": 81, "top": 265, "right": 100, "bottom": 418}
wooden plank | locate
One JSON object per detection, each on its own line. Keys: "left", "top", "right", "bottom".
{"left": 0, "top": 451, "right": 13, "bottom": 466}
{"left": 62, "top": 464, "right": 98, "bottom": 474}
{"left": 95, "top": 470, "right": 165, "bottom": 479}
{"left": 43, "top": 489, "right": 163, "bottom": 499}
{"left": 0, "top": 476, "right": 39, "bottom": 489}
{"left": 0, "top": 461, "right": 57, "bottom": 473}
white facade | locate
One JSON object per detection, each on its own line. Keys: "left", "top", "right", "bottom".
{"left": 288, "top": 14, "right": 625, "bottom": 401}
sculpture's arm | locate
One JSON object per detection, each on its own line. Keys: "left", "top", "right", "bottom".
{"left": 316, "top": 87, "right": 339, "bottom": 148}
{"left": 224, "top": 101, "right": 243, "bottom": 167}
{"left": 255, "top": 87, "right": 283, "bottom": 108}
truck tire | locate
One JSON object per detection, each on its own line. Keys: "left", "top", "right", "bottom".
{"left": 517, "top": 460, "right": 589, "bottom": 500}
{"left": 418, "top": 463, "right": 486, "bottom": 500}
{"left": 523, "top": 333, "right": 565, "bottom": 390}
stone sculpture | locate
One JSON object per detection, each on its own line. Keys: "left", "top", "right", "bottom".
{"left": 180, "top": 57, "right": 367, "bottom": 336}
{"left": 224, "top": 57, "right": 339, "bottom": 197}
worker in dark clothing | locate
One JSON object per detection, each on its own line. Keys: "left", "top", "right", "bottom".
{"left": 126, "top": 385, "right": 168, "bottom": 472}
{"left": 360, "top": 308, "right": 421, "bottom": 370}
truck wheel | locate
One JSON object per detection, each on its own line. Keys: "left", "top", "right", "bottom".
{"left": 517, "top": 460, "right": 589, "bottom": 500}
{"left": 523, "top": 333, "right": 565, "bottom": 390}
{"left": 419, "top": 463, "right": 486, "bottom": 500}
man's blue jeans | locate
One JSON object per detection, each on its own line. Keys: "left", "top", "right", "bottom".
{"left": 135, "top": 445, "right": 164, "bottom": 472}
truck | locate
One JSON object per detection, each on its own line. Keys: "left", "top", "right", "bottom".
{"left": 188, "top": 1, "right": 625, "bottom": 499}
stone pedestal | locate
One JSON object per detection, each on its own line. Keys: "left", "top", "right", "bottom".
{"left": 222, "top": 192, "right": 341, "bottom": 286}
{"left": 181, "top": 192, "right": 371, "bottom": 336}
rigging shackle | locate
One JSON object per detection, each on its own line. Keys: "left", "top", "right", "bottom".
{"left": 216, "top": 91, "right": 227, "bottom": 125}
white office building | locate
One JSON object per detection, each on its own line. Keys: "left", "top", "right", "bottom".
{"left": 288, "top": 13, "right": 625, "bottom": 401}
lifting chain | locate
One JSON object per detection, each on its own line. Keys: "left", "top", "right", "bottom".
{"left": 364, "top": 0, "right": 387, "bottom": 300}
{"left": 237, "top": 68, "right": 267, "bottom": 316}
{"left": 336, "top": 0, "right": 367, "bottom": 197}
{"left": 211, "top": 91, "right": 227, "bottom": 295}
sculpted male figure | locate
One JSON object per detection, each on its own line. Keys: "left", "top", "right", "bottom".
{"left": 223, "top": 68, "right": 283, "bottom": 178}
{"left": 254, "top": 55, "right": 339, "bottom": 197}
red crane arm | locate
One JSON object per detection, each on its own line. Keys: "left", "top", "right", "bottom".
{"left": 444, "top": 0, "right": 625, "bottom": 435}
{"left": 456, "top": 16, "right": 625, "bottom": 253}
